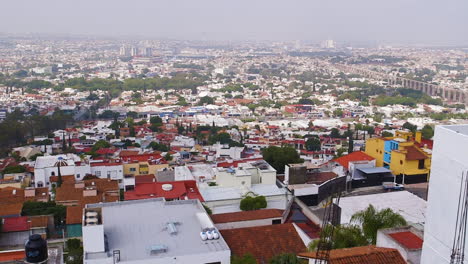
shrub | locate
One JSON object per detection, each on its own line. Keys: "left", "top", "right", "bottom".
{"left": 240, "top": 196, "right": 267, "bottom": 211}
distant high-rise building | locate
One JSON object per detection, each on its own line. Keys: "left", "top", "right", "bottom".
{"left": 130, "top": 46, "right": 139, "bottom": 57}
{"left": 143, "top": 47, "right": 153, "bottom": 57}
{"left": 119, "top": 45, "right": 130, "bottom": 56}
{"left": 321, "top": 39, "right": 336, "bottom": 49}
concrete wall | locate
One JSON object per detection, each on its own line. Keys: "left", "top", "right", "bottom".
{"left": 421, "top": 125, "right": 468, "bottom": 264}
{"left": 83, "top": 224, "right": 105, "bottom": 253}
{"left": 216, "top": 171, "right": 251, "bottom": 188}
{"left": 85, "top": 249, "right": 230, "bottom": 264}
{"left": 0, "top": 231, "right": 29, "bottom": 247}
{"left": 215, "top": 217, "right": 282, "bottom": 230}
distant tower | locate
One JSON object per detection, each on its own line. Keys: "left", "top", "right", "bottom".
{"left": 119, "top": 45, "right": 130, "bottom": 56}
{"left": 130, "top": 46, "right": 139, "bottom": 57}
{"left": 321, "top": 39, "right": 336, "bottom": 49}
{"left": 144, "top": 47, "right": 153, "bottom": 57}
{"left": 25, "top": 234, "right": 48, "bottom": 264}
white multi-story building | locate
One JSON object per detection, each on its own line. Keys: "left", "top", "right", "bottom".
{"left": 90, "top": 160, "right": 124, "bottom": 187}
{"left": 421, "top": 125, "right": 468, "bottom": 263}
{"left": 83, "top": 198, "right": 230, "bottom": 264}
{"left": 34, "top": 154, "right": 90, "bottom": 188}
{"left": 170, "top": 136, "right": 195, "bottom": 148}
{"left": 215, "top": 160, "right": 276, "bottom": 188}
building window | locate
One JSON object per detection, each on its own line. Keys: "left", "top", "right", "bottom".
{"left": 418, "top": 159, "right": 425, "bottom": 169}
{"left": 130, "top": 168, "right": 136, "bottom": 172}
{"left": 400, "top": 160, "right": 403, "bottom": 165}
{"left": 96, "top": 171, "right": 101, "bottom": 177}
{"left": 77, "top": 174, "right": 80, "bottom": 178}
{"left": 272, "top": 219, "right": 281, "bottom": 225}
{"left": 51, "top": 172, "right": 55, "bottom": 176}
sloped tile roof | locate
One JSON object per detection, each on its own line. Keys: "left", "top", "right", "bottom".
{"left": 211, "top": 209, "right": 283, "bottom": 224}
{"left": 388, "top": 231, "right": 423, "bottom": 250}
{"left": 221, "top": 223, "right": 306, "bottom": 263}
{"left": 298, "top": 246, "right": 406, "bottom": 264}
{"left": 334, "top": 151, "right": 375, "bottom": 169}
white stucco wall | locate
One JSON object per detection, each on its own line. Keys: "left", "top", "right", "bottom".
{"left": 421, "top": 125, "right": 468, "bottom": 264}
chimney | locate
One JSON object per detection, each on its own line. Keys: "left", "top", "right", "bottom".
{"left": 415, "top": 131, "right": 422, "bottom": 144}
{"left": 83, "top": 186, "right": 97, "bottom": 197}
{"left": 24, "top": 188, "right": 35, "bottom": 198}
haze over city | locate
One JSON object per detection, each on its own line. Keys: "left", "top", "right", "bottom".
{"left": 0, "top": 1, "right": 467, "bottom": 264}
{"left": 1, "top": 0, "right": 468, "bottom": 45}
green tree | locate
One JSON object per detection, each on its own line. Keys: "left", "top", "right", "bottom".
{"left": 3, "top": 165, "right": 26, "bottom": 174}
{"left": 92, "top": 140, "right": 111, "bottom": 151}
{"left": 381, "top": 131, "right": 393, "bottom": 137}
{"left": 402, "top": 122, "right": 417, "bottom": 133}
{"left": 231, "top": 254, "right": 257, "bottom": 264}
{"left": 330, "top": 128, "right": 341, "bottom": 138}
{"left": 305, "top": 137, "right": 321, "bottom": 151}
{"left": 99, "top": 110, "right": 117, "bottom": 119}
{"left": 198, "top": 96, "right": 214, "bottom": 105}
{"left": 22, "top": 201, "right": 66, "bottom": 226}
{"left": 308, "top": 224, "right": 369, "bottom": 250}
{"left": 209, "top": 132, "right": 232, "bottom": 145}
{"left": 164, "top": 152, "right": 173, "bottom": 161}
{"left": 270, "top": 253, "right": 306, "bottom": 264}
{"left": 333, "top": 108, "right": 343, "bottom": 117}
{"left": 351, "top": 205, "right": 407, "bottom": 244}
{"left": 240, "top": 196, "right": 267, "bottom": 211}
{"left": 262, "top": 146, "right": 303, "bottom": 173}
{"left": 421, "top": 125, "right": 434, "bottom": 140}
{"left": 202, "top": 204, "right": 212, "bottom": 215}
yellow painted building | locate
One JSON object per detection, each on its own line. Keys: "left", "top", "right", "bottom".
{"left": 123, "top": 162, "right": 169, "bottom": 176}
{"left": 365, "top": 131, "right": 431, "bottom": 178}
{"left": 364, "top": 137, "right": 386, "bottom": 167}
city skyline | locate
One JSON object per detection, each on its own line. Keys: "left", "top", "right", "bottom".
{"left": 0, "top": 0, "right": 467, "bottom": 45}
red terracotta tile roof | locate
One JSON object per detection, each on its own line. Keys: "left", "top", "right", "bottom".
{"left": 119, "top": 150, "right": 140, "bottom": 157}
{"left": 0, "top": 202, "right": 23, "bottom": 217}
{"left": 125, "top": 180, "right": 204, "bottom": 202}
{"left": 66, "top": 206, "right": 83, "bottom": 225}
{"left": 388, "top": 231, "right": 423, "bottom": 250}
{"left": 2, "top": 216, "right": 30, "bottom": 232}
{"left": 0, "top": 250, "right": 25, "bottom": 262}
{"left": 56, "top": 178, "right": 119, "bottom": 205}
{"left": 305, "top": 172, "right": 338, "bottom": 185}
{"left": 211, "top": 209, "right": 283, "bottom": 224}
{"left": 50, "top": 175, "right": 76, "bottom": 183}
{"left": 334, "top": 151, "right": 375, "bottom": 169}
{"left": 298, "top": 246, "right": 406, "bottom": 264}
{"left": 221, "top": 223, "right": 306, "bottom": 263}
{"left": 404, "top": 146, "right": 428, "bottom": 160}
{"left": 29, "top": 215, "right": 49, "bottom": 228}
{"left": 134, "top": 174, "right": 156, "bottom": 184}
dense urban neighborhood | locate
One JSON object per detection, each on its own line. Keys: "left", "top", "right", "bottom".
{"left": 0, "top": 34, "right": 466, "bottom": 264}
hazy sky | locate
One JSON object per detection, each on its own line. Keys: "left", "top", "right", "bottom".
{"left": 1, "top": 0, "right": 467, "bottom": 45}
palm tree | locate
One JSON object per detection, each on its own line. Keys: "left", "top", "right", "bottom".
{"left": 351, "top": 205, "right": 407, "bottom": 244}
{"left": 308, "top": 224, "right": 368, "bottom": 251}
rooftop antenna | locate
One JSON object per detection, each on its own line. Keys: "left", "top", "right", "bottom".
{"left": 314, "top": 182, "right": 343, "bottom": 264}
{"left": 450, "top": 171, "right": 468, "bottom": 264}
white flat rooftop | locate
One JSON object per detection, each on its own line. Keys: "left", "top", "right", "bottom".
{"left": 441, "top": 125, "right": 468, "bottom": 137}
{"left": 337, "top": 191, "right": 426, "bottom": 226}
{"left": 85, "top": 199, "right": 229, "bottom": 262}
{"left": 200, "top": 184, "right": 286, "bottom": 201}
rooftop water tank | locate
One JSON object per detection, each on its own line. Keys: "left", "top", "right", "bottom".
{"left": 25, "top": 234, "right": 48, "bottom": 263}
{"left": 162, "top": 184, "right": 173, "bottom": 191}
